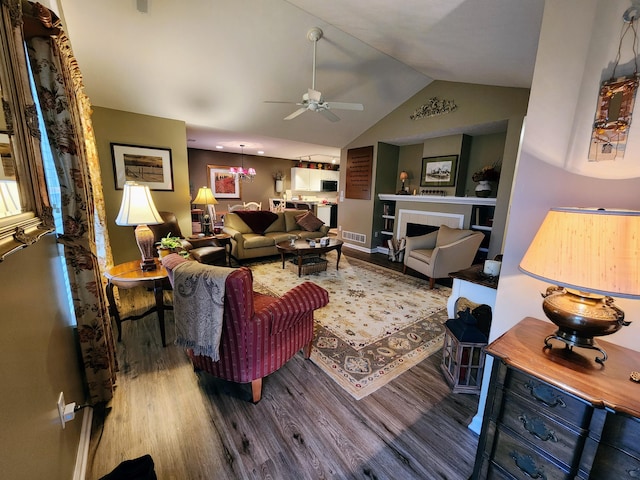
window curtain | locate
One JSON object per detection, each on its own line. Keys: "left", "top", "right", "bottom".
{"left": 22, "top": 1, "right": 117, "bottom": 403}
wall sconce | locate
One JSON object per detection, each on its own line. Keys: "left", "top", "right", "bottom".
{"left": 519, "top": 207, "right": 640, "bottom": 363}
{"left": 115, "top": 181, "right": 164, "bottom": 271}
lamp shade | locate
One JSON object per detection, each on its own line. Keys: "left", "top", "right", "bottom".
{"left": 519, "top": 207, "right": 640, "bottom": 299}
{"left": 399, "top": 171, "right": 409, "bottom": 181}
{"left": 115, "top": 181, "right": 163, "bottom": 226}
{"left": 192, "top": 186, "right": 218, "bottom": 205}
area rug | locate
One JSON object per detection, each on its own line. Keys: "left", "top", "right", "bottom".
{"left": 250, "top": 252, "right": 451, "bottom": 400}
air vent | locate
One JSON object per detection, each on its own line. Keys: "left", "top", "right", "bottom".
{"left": 342, "top": 231, "right": 366, "bottom": 243}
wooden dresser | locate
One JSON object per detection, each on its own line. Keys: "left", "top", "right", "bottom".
{"left": 472, "top": 317, "right": 640, "bottom": 479}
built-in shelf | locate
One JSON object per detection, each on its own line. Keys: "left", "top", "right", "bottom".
{"left": 378, "top": 194, "right": 497, "bottom": 206}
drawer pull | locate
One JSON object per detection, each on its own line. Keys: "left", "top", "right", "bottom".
{"left": 518, "top": 414, "right": 558, "bottom": 442}
{"left": 510, "top": 451, "right": 547, "bottom": 480}
{"left": 524, "top": 381, "right": 566, "bottom": 408}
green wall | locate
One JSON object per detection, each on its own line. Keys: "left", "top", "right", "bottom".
{"left": 339, "top": 80, "right": 530, "bottom": 255}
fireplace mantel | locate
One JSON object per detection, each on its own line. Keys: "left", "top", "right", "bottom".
{"left": 378, "top": 194, "right": 496, "bottom": 206}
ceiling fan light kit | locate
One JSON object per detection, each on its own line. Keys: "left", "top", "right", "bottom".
{"left": 265, "top": 27, "right": 364, "bottom": 122}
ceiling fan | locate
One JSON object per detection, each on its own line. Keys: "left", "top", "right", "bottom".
{"left": 265, "top": 27, "right": 364, "bottom": 122}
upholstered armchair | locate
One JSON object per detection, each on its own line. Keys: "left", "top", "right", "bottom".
{"left": 403, "top": 225, "right": 484, "bottom": 289}
{"left": 148, "top": 211, "right": 226, "bottom": 265}
{"left": 161, "top": 254, "right": 329, "bottom": 402}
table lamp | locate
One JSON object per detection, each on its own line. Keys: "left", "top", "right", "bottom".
{"left": 397, "top": 171, "right": 409, "bottom": 194}
{"left": 192, "top": 186, "right": 218, "bottom": 235}
{"left": 519, "top": 207, "right": 640, "bottom": 363}
{"left": 115, "top": 181, "right": 164, "bottom": 271}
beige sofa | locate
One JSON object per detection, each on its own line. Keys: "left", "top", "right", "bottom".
{"left": 223, "top": 209, "right": 330, "bottom": 261}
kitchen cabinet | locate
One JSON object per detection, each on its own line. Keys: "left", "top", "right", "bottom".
{"left": 472, "top": 317, "right": 640, "bottom": 479}
{"left": 291, "top": 167, "right": 339, "bottom": 191}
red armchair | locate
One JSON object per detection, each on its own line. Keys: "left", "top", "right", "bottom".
{"left": 162, "top": 254, "right": 329, "bottom": 402}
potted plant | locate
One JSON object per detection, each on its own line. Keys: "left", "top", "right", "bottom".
{"left": 157, "top": 233, "right": 183, "bottom": 257}
{"left": 471, "top": 163, "right": 500, "bottom": 197}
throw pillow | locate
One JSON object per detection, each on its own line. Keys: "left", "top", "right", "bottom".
{"left": 295, "top": 211, "right": 325, "bottom": 232}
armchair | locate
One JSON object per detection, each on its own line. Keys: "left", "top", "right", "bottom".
{"left": 162, "top": 254, "right": 329, "bottom": 402}
{"left": 148, "top": 211, "right": 226, "bottom": 265}
{"left": 403, "top": 225, "right": 484, "bottom": 289}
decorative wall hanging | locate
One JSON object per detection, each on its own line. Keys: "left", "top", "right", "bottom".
{"left": 111, "top": 143, "right": 173, "bottom": 191}
{"left": 421, "top": 155, "right": 458, "bottom": 187}
{"left": 208, "top": 165, "right": 241, "bottom": 199}
{"left": 588, "top": 7, "right": 640, "bottom": 161}
{"left": 410, "top": 97, "right": 458, "bottom": 120}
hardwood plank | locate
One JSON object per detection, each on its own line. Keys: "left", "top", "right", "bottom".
{"left": 88, "top": 253, "right": 478, "bottom": 479}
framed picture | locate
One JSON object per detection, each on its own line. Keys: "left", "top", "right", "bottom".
{"left": 207, "top": 165, "right": 241, "bottom": 199}
{"left": 111, "top": 143, "right": 173, "bottom": 190}
{"left": 420, "top": 155, "right": 458, "bottom": 187}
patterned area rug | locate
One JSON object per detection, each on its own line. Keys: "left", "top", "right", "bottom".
{"left": 250, "top": 252, "right": 451, "bottom": 399}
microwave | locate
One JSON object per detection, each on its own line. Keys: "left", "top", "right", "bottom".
{"left": 321, "top": 180, "right": 338, "bottom": 191}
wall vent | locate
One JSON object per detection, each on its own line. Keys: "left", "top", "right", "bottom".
{"left": 342, "top": 231, "right": 366, "bottom": 243}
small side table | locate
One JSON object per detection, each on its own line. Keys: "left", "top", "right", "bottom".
{"left": 104, "top": 258, "right": 171, "bottom": 347}
{"left": 212, "top": 233, "right": 235, "bottom": 266}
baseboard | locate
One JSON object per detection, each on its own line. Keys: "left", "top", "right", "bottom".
{"left": 73, "top": 406, "right": 93, "bottom": 480}
{"left": 341, "top": 242, "right": 374, "bottom": 254}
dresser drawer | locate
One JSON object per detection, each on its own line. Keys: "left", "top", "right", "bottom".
{"left": 598, "top": 412, "right": 640, "bottom": 458}
{"left": 499, "top": 391, "right": 582, "bottom": 467}
{"left": 491, "top": 426, "right": 572, "bottom": 480}
{"left": 504, "top": 369, "right": 591, "bottom": 428}
{"left": 589, "top": 443, "right": 640, "bottom": 479}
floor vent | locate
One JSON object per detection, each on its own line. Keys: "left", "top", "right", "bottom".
{"left": 342, "top": 231, "right": 366, "bottom": 243}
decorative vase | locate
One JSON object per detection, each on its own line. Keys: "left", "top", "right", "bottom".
{"left": 475, "top": 180, "right": 492, "bottom": 197}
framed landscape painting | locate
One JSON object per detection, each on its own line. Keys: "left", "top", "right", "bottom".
{"left": 421, "top": 155, "right": 458, "bottom": 187}
{"left": 111, "top": 143, "right": 173, "bottom": 190}
{"left": 208, "top": 165, "right": 241, "bottom": 198}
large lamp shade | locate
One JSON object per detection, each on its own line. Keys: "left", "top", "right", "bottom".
{"left": 519, "top": 207, "right": 640, "bottom": 363}
{"left": 116, "top": 181, "right": 164, "bottom": 271}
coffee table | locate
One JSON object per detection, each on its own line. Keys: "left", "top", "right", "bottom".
{"left": 276, "top": 238, "right": 343, "bottom": 276}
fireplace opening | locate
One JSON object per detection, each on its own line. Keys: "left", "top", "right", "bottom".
{"left": 406, "top": 223, "right": 439, "bottom": 237}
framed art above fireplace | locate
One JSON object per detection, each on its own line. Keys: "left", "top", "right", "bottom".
{"left": 421, "top": 155, "right": 458, "bottom": 187}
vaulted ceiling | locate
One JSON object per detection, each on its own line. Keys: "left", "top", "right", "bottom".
{"left": 58, "top": 0, "right": 545, "bottom": 161}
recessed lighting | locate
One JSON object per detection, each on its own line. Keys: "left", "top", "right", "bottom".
{"left": 215, "top": 145, "right": 223, "bottom": 149}
{"left": 257, "top": 150, "right": 264, "bottom": 155}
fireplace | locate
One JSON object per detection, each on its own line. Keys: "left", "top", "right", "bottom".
{"left": 406, "top": 222, "right": 439, "bottom": 237}
{"left": 397, "top": 209, "right": 464, "bottom": 239}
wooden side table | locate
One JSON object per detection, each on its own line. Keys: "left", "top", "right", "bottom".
{"left": 104, "top": 258, "right": 171, "bottom": 347}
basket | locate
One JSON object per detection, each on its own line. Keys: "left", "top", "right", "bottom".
{"left": 287, "top": 256, "right": 328, "bottom": 275}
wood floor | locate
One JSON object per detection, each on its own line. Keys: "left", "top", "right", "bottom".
{"left": 88, "top": 251, "right": 478, "bottom": 479}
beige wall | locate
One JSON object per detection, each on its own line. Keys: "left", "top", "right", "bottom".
{"left": 92, "top": 107, "right": 192, "bottom": 265}
{"left": 0, "top": 236, "right": 84, "bottom": 479}
{"left": 340, "top": 81, "right": 529, "bottom": 253}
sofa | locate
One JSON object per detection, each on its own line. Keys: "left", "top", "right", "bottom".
{"left": 223, "top": 209, "right": 330, "bottom": 261}
{"left": 161, "top": 253, "right": 329, "bottom": 402}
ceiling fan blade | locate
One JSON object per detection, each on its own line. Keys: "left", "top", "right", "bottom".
{"left": 308, "top": 88, "right": 322, "bottom": 102}
{"left": 264, "top": 100, "right": 298, "bottom": 105}
{"left": 326, "top": 101, "right": 364, "bottom": 111}
{"left": 284, "top": 107, "right": 308, "bottom": 120}
{"left": 319, "top": 109, "right": 340, "bottom": 122}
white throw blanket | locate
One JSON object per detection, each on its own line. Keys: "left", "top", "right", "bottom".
{"left": 172, "top": 261, "right": 232, "bottom": 361}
